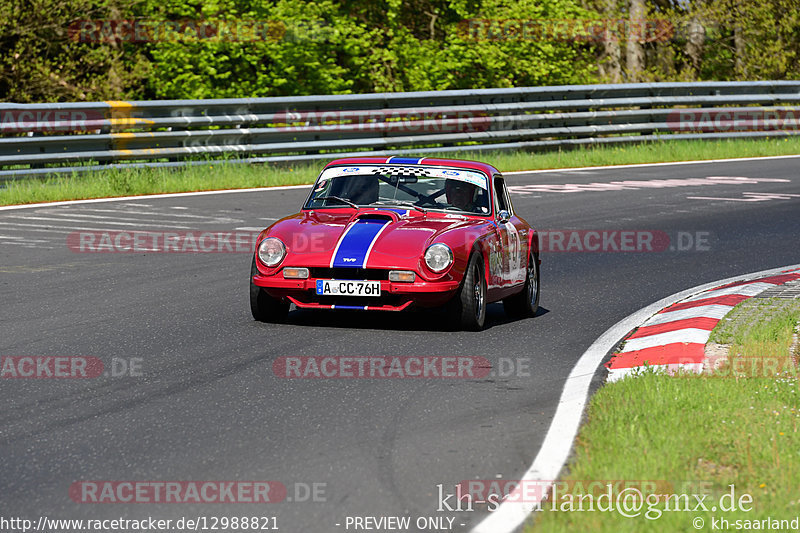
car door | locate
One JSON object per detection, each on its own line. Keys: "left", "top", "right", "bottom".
{"left": 492, "top": 174, "right": 526, "bottom": 286}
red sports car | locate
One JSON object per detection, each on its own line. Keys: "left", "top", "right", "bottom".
{"left": 250, "top": 157, "right": 540, "bottom": 330}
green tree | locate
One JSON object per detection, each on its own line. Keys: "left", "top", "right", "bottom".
{"left": 0, "top": 0, "right": 150, "bottom": 102}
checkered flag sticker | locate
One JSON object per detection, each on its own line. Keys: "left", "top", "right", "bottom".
{"left": 370, "top": 166, "right": 432, "bottom": 177}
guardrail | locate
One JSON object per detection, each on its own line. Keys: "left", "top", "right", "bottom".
{"left": 2, "top": 81, "right": 800, "bottom": 179}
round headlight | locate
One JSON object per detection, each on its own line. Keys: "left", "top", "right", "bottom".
{"left": 424, "top": 243, "right": 453, "bottom": 273}
{"left": 257, "top": 237, "right": 286, "bottom": 267}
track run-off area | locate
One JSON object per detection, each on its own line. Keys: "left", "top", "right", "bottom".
{"left": 1, "top": 155, "right": 798, "bottom": 532}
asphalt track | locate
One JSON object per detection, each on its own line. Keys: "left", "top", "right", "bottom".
{"left": 1, "top": 156, "right": 799, "bottom": 532}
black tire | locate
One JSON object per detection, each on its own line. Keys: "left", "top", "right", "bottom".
{"left": 250, "top": 257, "right": 289, "bottom": 322}
{"left": 503, "top": 251, "right": 540, "bottom": 318}
{"left": 447, "top": 252, "right": 487, "bottom": 331}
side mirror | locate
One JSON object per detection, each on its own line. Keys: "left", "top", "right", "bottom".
{"left": 497, "top": 210, "right": 510, "bottom": 223}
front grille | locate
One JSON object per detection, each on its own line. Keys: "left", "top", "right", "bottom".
{"left": 292, "top": 292, "right": 408, "bottom": 308}
{"left": 314, "top": 294, "right": 407, "bottom": 307}
{"left": 309, "top": 267, "right": 390, "bottom": 281}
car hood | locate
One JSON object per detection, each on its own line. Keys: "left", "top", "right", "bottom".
{"left": 263, "top": 209, "right": 490, "bottom": 269}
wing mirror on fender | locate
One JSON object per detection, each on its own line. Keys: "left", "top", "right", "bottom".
{"left": 497, "top": 210, "right": 511, "bottom": 223}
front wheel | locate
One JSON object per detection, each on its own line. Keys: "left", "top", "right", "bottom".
{"left": 250, "top": 257, "right": 289, "bottom": 322}
{"left": 503, "top": 252, "right": 540, "bottom": 318}
{"left": 447, "top": 252, "right": 487, "bottom": 331}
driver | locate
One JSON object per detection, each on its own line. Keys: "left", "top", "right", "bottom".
{"left": 344, "top": 175, "right": 379, "bottom": 205}
{"left": 445, "top": 179, "right": 480, "bottom": 212}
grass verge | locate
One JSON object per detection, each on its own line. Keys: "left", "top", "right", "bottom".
{"left": 525, "top": 298, "right": 800, "bottom": 532}
{"left": 2, "top": 136, "right": 800, "bottom": 206}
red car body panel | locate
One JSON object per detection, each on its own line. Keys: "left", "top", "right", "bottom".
{"left": 252, "top": 157, "right": 537, "bottom": 311}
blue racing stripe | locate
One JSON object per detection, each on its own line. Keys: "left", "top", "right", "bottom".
{"left": 389, "top": 157, "right": 422, "bottom": 165}
{"left": 331, "top": 218, "right": 390, "bottom": 268}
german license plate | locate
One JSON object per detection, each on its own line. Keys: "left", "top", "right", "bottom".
{"left": 316, "top": 279, "right": 381, "bottom": 297}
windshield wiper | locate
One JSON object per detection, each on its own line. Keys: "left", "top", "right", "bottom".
{"left": 372, "top": 201, "right": 427, "bottom": 213}
{"left": 438, "top": 205, "right": 481, "bottom": 215}
{"left": 314, "top": 196, "right": 359, "bottom": 209}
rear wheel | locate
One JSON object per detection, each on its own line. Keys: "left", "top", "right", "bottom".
{"left": 447, "top": 252, "right": 487, "bottom": 331}
{"left": 503, "top": 251, "right": 540, "bottom": 318}
{"left": 250, "top": 257, "right": 289, "bottom": 322}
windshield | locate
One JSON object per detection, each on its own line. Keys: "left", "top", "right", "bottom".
{"left": 304, "top": 165, "right": 491, "bottom": 215}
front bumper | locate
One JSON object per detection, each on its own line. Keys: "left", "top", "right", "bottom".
{"left": 252, "top": 274, "right": 459, "bottom": 311}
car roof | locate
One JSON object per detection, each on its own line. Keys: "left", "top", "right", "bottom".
{"left": 323, "top": 157, "right": 500, "bottom": 176}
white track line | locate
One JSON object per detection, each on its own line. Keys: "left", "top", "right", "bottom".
{"left": 470, "top": 263, "right": 800, "bottom": 533}
{"left": 2, "top": 215, "right": 193, "bottom": 229}
{"left": 0, "top": 221, "right": 191, "bottom": 233}
{"left": 27, "top": 211, "right": 240, "bottom": 225}
{"left": 73, "top": 207, "right": 242, "bottom": 220}
{"left": 0, "top": 185, "right": 313, "bottom": 211}
{"left": 2, "top": 154, "right": 798, "bottom": 212}
{"left": 502, "top": 154, "right": 800, "bottom": 175}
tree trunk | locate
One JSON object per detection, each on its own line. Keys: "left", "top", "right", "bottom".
{"left": 626, "top": 0, "right": 646, "bottom": 81}
{"left": 599, "top": 0, "right": 622, "bottom": 82}
{"left": 734, "top": 24, "right": 746, "bottom": 77}
{"left": 685, "top": 17, "right": 706, "bottom": 76}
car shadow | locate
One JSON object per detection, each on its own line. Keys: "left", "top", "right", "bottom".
{"left": 274, "top": 304, "right": 550, "bottom": 332}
